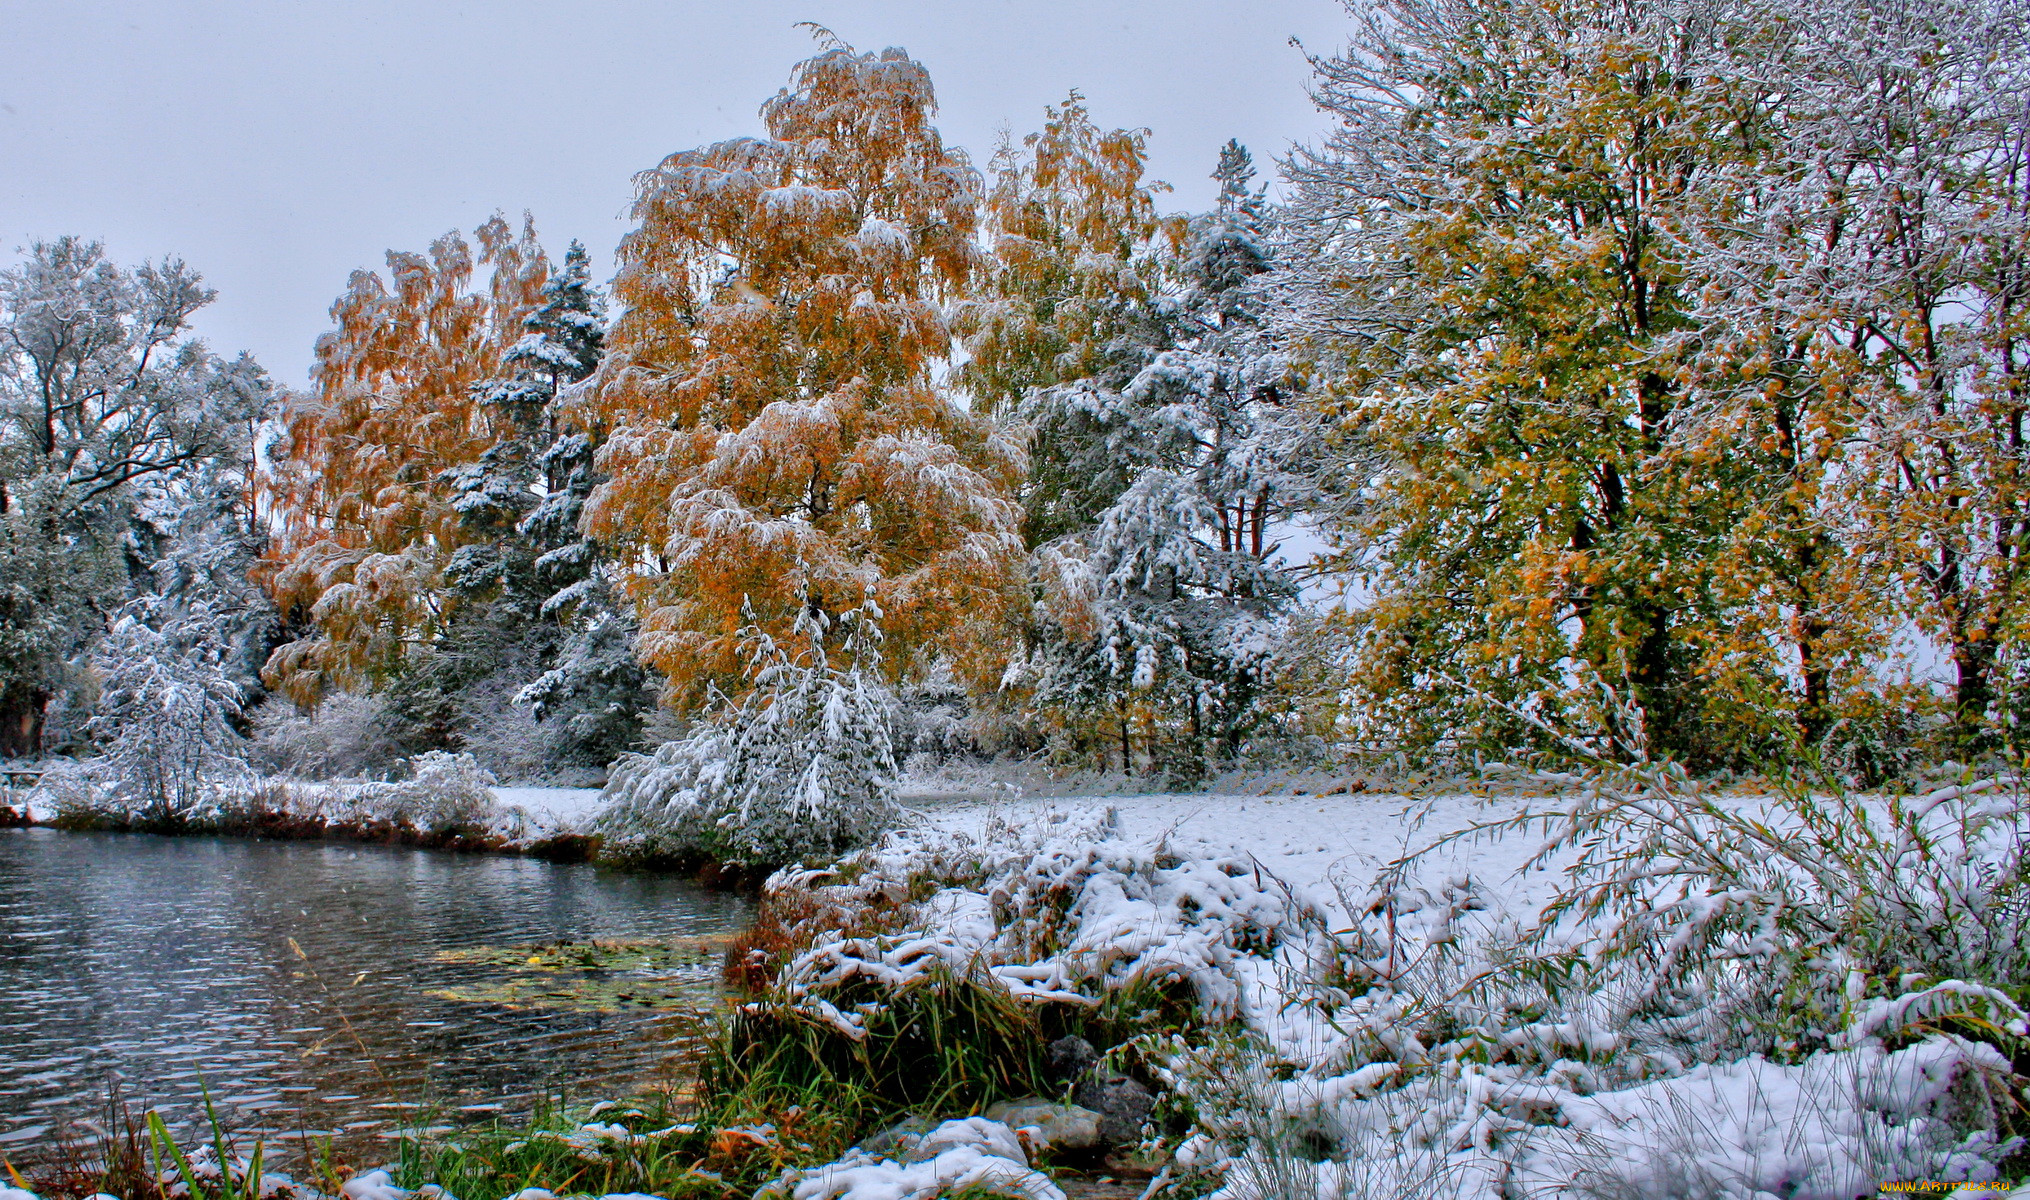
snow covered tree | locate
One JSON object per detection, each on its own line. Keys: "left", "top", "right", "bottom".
{"left": 265, "top": 219, "right": 654, "bottom": 776}
{"left": 1020, "top": 143, "right": 1315, "bottom": 772}
{"left": 507, "top": 239, "right": 604, "bottom": 396}
{"left": 1284, "top": 0, "right": 2030, "bottom": 766}
{"left": 1281, "top": 0, "right": 1767, "bottom": 765}
{"left": 84, "top": 595, "right": 254, "bottom": 824}
{"left": 597, "top": 591, "right": 899, "bottom": 866}
{"left": 428, "top": 238, "right": 651, "bottom": 770}
{"left": 1802, "top": 0, "right": 2030, "bottom": 753}
{"left": 583, "top": 36, "right": 1024, "bottom": 704}
{"left": 262, "top": 215, "right": 549, "bottom": 708}
{"left": 956, "top": 93, "right": 1179, "bottom": 548}
{"left": 0, "top": 238, "right": 273, "bottom": 757}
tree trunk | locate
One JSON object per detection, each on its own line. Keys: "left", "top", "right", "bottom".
{"left": 1627, "top": 602, "right": 1680, "bottom": 761}
{"left": 1952, "top": 635, "right": 1997, "bottom": 751}
{"left": 1796, "top": 617, "right": 1831, "bottom": 749}
{"left": 0, "top": 686, "right": 47, "bottom": 759}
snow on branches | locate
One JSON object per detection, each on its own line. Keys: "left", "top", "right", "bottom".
{"left": 597, "top": 593, "right": 901, "bottom": 866}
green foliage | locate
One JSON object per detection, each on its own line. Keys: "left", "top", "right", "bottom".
{"left": 703, "top": 972, "right": 1056, "bottom": 1127}
{"left": 389, "top": 1097, "right": 735, "bottom": 1200}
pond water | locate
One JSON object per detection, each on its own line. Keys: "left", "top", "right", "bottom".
{"left": 0, "top": 828, "right": 751, "bottom": 1157}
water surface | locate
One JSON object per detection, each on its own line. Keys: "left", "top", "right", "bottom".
{"left": 0, "top": 829, "right": 750, "bottom": 1154}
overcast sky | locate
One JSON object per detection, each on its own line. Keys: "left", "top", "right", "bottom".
{"left": 0, "top": 1, "right": 1347, "bottom": 388}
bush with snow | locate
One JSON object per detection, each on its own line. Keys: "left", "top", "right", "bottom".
{"left": 597, "top": 600, "right": 901, "bottom": 867}
{"left": 355, "top": 750, "right": 507, "bottom": 836}
{"left": 248, "top": 691, "right": 407, "bottom": 780}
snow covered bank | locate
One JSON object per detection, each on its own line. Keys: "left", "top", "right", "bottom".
{"left": 749, "top": 770, "right": 2030, "bottom": 1199}
{"left": 13, "top": 753, "right": 598, "bottom": 858}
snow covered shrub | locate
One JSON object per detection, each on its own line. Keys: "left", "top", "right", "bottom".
{"left": 248, "top": 691, "right": 405, "bottom": 780}
{"left": 597, "top": 601, "right": 900, "bottom": 867}
{"left": 1539, "top": 1045, "right": 2007, "bottom": 1200}
{"left": 358, "top": 750, "right": 503, "bottom": 835}
{"left": 81, "top": 598, "right": 253, "bottom": 824}
{"left": 1393, "top": 765, "right": 2030, "bottom": 1065}
{"left": 895, "top": 660, "right": 982, "bottom": 764}
{"left": 457, "top": 670, "right": 567, "bottom": 784}
{"left": 761, "top": 808, "right": 1339, "bottom": 1043}
{"left": 1174, "top": 1032, "right": 1484, "bottom": 1200}
{"left": 30, "top": 758, "right": 104, "bottom": 827}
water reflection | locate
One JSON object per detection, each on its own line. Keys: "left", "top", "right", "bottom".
{"left": 0, "top": 829, "right": 750, "bottom": 1155}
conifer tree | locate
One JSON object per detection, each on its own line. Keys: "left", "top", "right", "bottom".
{"left": 584, "top": 36, "right": 1024, "bottom": 703}
{"left": 1021, "top": 142, "right": 1314, "bottom": 771}
{"left": 598, "top": 591, "right": 899, "bottom": 865}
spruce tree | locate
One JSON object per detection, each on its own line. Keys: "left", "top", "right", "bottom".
{"left": 1022, "top": 142, "right": 1314, "bottom": 773}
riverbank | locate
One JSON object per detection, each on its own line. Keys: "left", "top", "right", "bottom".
{"left": 0, "top": 758, "right": 1547, "bottom": 887}
{"left": 2, "top": 767, "right": 605, "bottom": 864}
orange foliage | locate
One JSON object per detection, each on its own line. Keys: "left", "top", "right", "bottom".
{"left": 958, "top": 91, "right": 1176, "bottom": 417}
{"left": 261, "top": 216, "right": 550, "bottom": 704}
{"left": 582, "top": 39, "right": 1024, "bottom": 700}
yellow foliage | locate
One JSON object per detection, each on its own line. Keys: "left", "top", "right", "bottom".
{"left": 582, "top": 41, "right": 1024, "bottom": 702}
{"left": 261, "top": 215, "right": 550, "bottom": 704}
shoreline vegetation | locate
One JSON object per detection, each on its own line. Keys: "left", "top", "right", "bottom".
{"left": 3, "top": 799, "right": 599, "bottom": 864}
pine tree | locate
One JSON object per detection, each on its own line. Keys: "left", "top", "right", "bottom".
{"left": 490, "top": 240, "right": 650, "bottom": 766}
{"left": 1022, "top": 143, "right": 1314, "bottom": 772}
{"left": 507, "top": 239, "right": 605, "bottom": 396}
{"left": 583, "top": 36, "right": 1024, "bottom": 704}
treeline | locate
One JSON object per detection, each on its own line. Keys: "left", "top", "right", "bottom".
{"left": 4, "top": 0, "right": 2027, "bottom": 798}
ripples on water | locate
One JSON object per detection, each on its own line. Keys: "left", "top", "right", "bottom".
{"left": 0, "top": 829, "right": 751, "bottom": 1155}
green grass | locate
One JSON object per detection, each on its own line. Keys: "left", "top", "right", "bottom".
{"left": 385, "top": 1096, "right": 739, "bottom": 1200}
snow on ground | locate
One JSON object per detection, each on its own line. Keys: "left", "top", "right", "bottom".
{"left": 757, "top": 777, "right": 2030, "bottom": 1200}
{"left": 493, "top": 785, "right": 606, "bottom": 829}
{"left": 491, "top": 781, "right": 1558, "bottom": 907}
{"left": 901, "top": 788, "right": 1568, "bottom": 913}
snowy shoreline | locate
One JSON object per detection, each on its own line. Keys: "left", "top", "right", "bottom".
{"left": 740, "top": 773, "right": 2030, "bottom": 1200}
{"left": 2, "top": 766, "right": 1568, "bottom": 899}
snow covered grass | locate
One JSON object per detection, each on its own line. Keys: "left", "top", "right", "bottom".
{"left": 729, "top": 764, "right": 2030, "bottom": 1200}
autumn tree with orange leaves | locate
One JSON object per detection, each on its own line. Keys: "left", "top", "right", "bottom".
{"left": 583, "top": 35, "right": 1025, "bottom": 703}
{"left": 957, "top": 93, "right": 1177, "bottom": 549}
{"left": 260, "top": 216, "right": 549, "bottom": 707}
